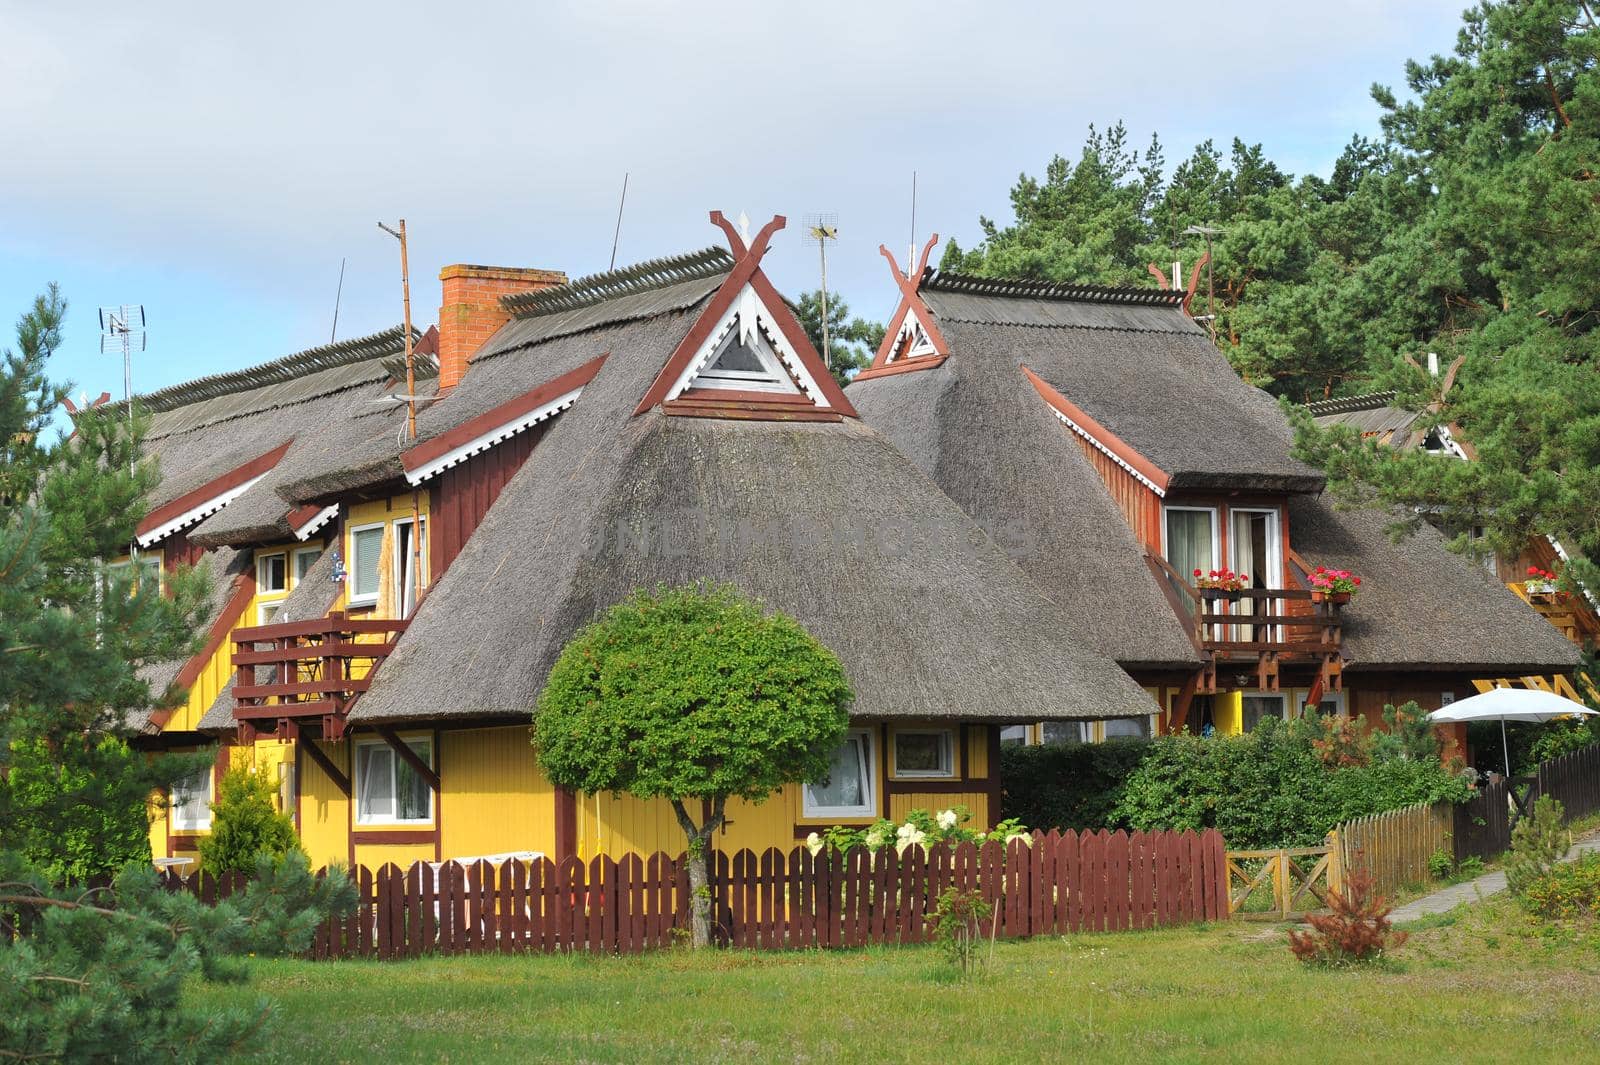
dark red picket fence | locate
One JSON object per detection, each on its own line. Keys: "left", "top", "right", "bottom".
{"left": 1452, "top": 743, "right": 1600, "bottom": 864}
{"left": 161, "top": 828, "right": 1227, "bottom": 959}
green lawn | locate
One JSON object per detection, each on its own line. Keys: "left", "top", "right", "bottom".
{"left": 194, "top": 897, "right": 1600, "bottom": 1064}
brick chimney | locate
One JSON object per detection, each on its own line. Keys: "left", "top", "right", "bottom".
{"left": 437, "top": 265, "right": 567, "bottom": 390}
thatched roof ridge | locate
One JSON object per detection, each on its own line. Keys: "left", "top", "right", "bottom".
{"left": 924, "top": 271, "right": 1186, "bottom": 308}
{"left": 351, "top": 301, "right": 1154, "bottom": 725}
{"left": 501, "top": 247, "right": 732, "bottom": 317}
{"left": 1305, "top": 390, "right": 1398, "bottom": 417}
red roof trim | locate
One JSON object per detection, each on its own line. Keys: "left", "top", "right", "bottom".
{"left": 1022, "top": 366, "right": 1171, "bottom": 493}
{"left": 868, "top": 234, "right": 951, "bottom": 370}
{"left": 852, "top": 355, "right": 949, "bottom": 382}
{"left": 401, "top": 353, "right": 608, "bottom": 474}
{"left": 634, "top": 212, "right": 857, "bottom": 419}
{"left": 135, "top": 440, "right": 292, "bottom": 540}
{"left": 147, "top": 572, "right": 256, "bottom": 731}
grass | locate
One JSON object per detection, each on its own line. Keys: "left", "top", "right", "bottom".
{"left": 193, "top": 895, "right": 1600, "bottom": 1064}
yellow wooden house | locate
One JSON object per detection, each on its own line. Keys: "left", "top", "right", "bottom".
{"left": 130, "top": 218, "right": 1152, "bottom": 871}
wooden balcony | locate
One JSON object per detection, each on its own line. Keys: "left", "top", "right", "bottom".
{"left": 1147, "top": 555, "right": 1344, "bottom": 695}
{"left": 232, "top": 611, "right": 409, "bottom": 741}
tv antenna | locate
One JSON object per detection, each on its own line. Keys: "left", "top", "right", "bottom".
{"left": 99, "top": 304, "right": 145, "bottom": 423}
{"left": 379, "top": 218, "right": 425, "bottom": 616}
{"left": 804, "top": 213, "right": 838, "bottom": 371}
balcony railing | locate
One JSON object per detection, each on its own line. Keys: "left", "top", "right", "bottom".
{"left": 1146, "top": 554, "right": 1344, "bottom": 694}
{"left": 232, "top": 611, "right": 409, "bottom": 741}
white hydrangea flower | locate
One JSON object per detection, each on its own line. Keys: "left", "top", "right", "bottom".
{"left": 1006, "top": 831, "right": 1033, "bottom": 848}
{"left": 805, "top": 832, "right": 824, "bottom": 856}
{"left": 936, "top": 809, "right": 959, "bottom": 830}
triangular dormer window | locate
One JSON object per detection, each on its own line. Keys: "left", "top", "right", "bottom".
{"left": 666, "top": 286, "right": 825, "bottom": 402}
{"left": 635, "top": 211, "right": 858, "bottom": 422}
{"left": 693, "top": 307, "right": 801, "bottom": 394}
{"left": 888, "top": 311, "right": 939, "bottom": 363}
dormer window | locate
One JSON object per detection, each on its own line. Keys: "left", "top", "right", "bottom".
{"left": 695, "top": 323, "right": 795, "bottom": 393}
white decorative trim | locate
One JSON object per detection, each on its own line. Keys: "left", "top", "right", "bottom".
{"left": 292, "top": 504, "right": 339, "bottom": 541}
{"left": 403, "top": 387, "right": 583, "bottom": 486}
{"left": 886, "top": 306, "right": 938, "bottom": 363}
{"left": 1547, "top": 535, "right": 1600, "bottom": 610}
{"left": 665, "top": 284, "right": 829, "bottom": 405}
{"left": 1043, "top": 406, "right": 1166, "bottom": 497}
{"left": 136, "top": 472, "right": 267, "bottom": 547}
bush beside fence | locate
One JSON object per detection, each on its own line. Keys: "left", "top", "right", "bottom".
{"left": 160, "top": 828, "right": 1227, "bottom": 959}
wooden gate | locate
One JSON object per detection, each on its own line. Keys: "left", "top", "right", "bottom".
{"left": 1225, "top": 845, "right": 1335, "bottom": 919}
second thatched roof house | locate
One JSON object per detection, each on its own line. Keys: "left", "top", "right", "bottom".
{"left": 847, "top": 237, "right": 1579, "bottom": 750}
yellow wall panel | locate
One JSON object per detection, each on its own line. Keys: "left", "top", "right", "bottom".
{"left": 357, "top": 843, "right": 436, "bottom": 869}
{"left": 717, "top": 788, "right": 803, "bottom": 856}
{"left": 440, "top": 726, "right": 557, "bottom": 860}
{"left": 889, "top": 792, "right": 991, "bottom": 827}
{"left": 298, "top": 740, "right": 350, "bottom": 869}
{"left": 965, "top": 726, "right": 988, "bottom": 778}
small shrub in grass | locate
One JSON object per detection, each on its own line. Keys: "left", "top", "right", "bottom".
{"left": 1427, "top": 849, "right": 1453, "bottom": 880}
{"left": 927, "top": 887, "right": 993, "bottom": 981}
{"left": 1287, "top": 867, "right": 1407, "bottom": 966}
{"left": 1506, "top": 796, "right": 1568, "bottom": 897}
{"left": 1520, "top": 853, "right": 1600, "bottom": 920}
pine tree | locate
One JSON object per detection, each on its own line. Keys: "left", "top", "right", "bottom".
{"left": 0, "top": 287, "right": 354, "bottom": 1061}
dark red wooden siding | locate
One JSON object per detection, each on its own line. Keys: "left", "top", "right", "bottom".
{"left": 429, "top": 423, "right": 548, "bottom": 576}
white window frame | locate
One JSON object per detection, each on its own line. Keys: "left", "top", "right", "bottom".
{"left": 391, "top": 515, "right": 428, "bottom": 617}
{"left": 892, "top": 728, "right": 955, "bottom": 779}
{"left": 256, "top": 551, "right": 288, "bottom": 594}
{"left": 802, "top": 728, "right": 878, "bottom": 820}
{"left": 346, "top": 521, "right": 387, "bottom": 608}
{"left": 353, "top": 736, "right": 435, "bottom": 826}
{"left": 292, "top": 545, "right": 322, "bottom": 585}
{"left": 256, "top": 600, "right": 285, "bottom": 626}
{"left": 1161, "top": 505, "right": 1220, "bottom": 579}
{"left": 1227, "top": 507, "right": 1283, "bottom": 590}
{"left": 1241, "top": 691, "right": 1290, "bottom": 732}
{"left": 170, "top": 768, "right": 213, "bottom": 832}
{"left": 999, "top": 724, "right": 1035, "bottom": 747}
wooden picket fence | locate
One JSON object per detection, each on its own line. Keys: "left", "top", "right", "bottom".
{"left": 161, "top": 828, "right": 1226, "bottom": 959}
{"left": 1330, "top": 801, "right": 1453, "bottom": 900}
{"left": 1529, "top": 742, "right": 1600, "bottom": 823}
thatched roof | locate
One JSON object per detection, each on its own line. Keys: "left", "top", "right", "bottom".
{"left": 137, "top": 327, "right": 413, "bottom": 545}
{"left": 918, "top": 274, "right": 1325, "bottom": 493}
{"left": 1308, "top": 390, "right": 1424, "bottom": 441}
{"left": 350, "top": 280, "right": 1153, "bottom": 725}
{"left": 1288, "top": 497, "right": 1580, "bottom": 673}
{"left": 845, "top": 325, "right": 1200, "bottom": 670}
{"left": 276, "top": 264, "right": 730, "bottom": 505}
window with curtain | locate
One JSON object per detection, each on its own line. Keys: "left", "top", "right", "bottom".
{"left": 170, "top": 769, "right": 212, "bottom": 831}
{"left": 1041, "top": 721, "right": 1090, "bottom": 745}
{"left": 355, "top": 738, "right": 432, "bottom": 824}
{"left": 394, "top": 518, "right": 426, "bottom": 617}
{"left": 349, "top": 525, "right": 385, "bottom": 605}
{"left": 1164, "top": 508, "right": 1217, "bottom": 581}
{"left": 803, "top": 729, "right": 875, "bottom": 817}
{"left": 893, "top": 730, "right": 953, "bottom": 777}
{"left": 293, "top": 546, "right": 322, "bottom": 584}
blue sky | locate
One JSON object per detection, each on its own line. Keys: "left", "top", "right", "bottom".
{"left": 1, "top": 0, "right": 1468, "bottom": 404}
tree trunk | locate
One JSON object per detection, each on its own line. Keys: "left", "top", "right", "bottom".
{"left": 669, "top": 796, "right": 726, "bottom": 948}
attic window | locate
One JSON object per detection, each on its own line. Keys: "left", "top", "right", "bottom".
{"left": 696, "top": 326, "right": 794, "bottom": 393}
{"left": 890, "top": 315, "right": 938, "bottom": 362}
{"left": 690, "top": 314, "right": 800, "bottom": 395}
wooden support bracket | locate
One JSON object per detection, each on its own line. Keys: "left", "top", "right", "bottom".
{"left": 376, "top": 725, "right": 440, "bottom": 792}
{"left": 299, "top": 735, "right": 351, "bottom": 798}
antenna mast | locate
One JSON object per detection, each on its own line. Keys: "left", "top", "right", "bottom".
{"left": 609, "top": 173, "right": 629, "bottom": 271}
{"left": 909, "top": 171, "right": 917, "bottom": 277}
{"left": 98, "top": 304, "right": 145, "bottom": 434}
{"left": 804, "top": 214, "right": 839, "bottom": 372}
{"left": 330, "top": 257, "right": 347, "bottom": 343}
{"left": 378, "top": 219, "right": 423, "bottom": 616}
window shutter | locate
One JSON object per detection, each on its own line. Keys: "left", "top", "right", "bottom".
{"left": 352, "top": 527, "right": 384, "bottom": 598}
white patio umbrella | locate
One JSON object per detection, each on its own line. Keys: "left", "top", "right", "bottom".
{"left": 1428, "top": 688, "right": 1598, "bottom": 776}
